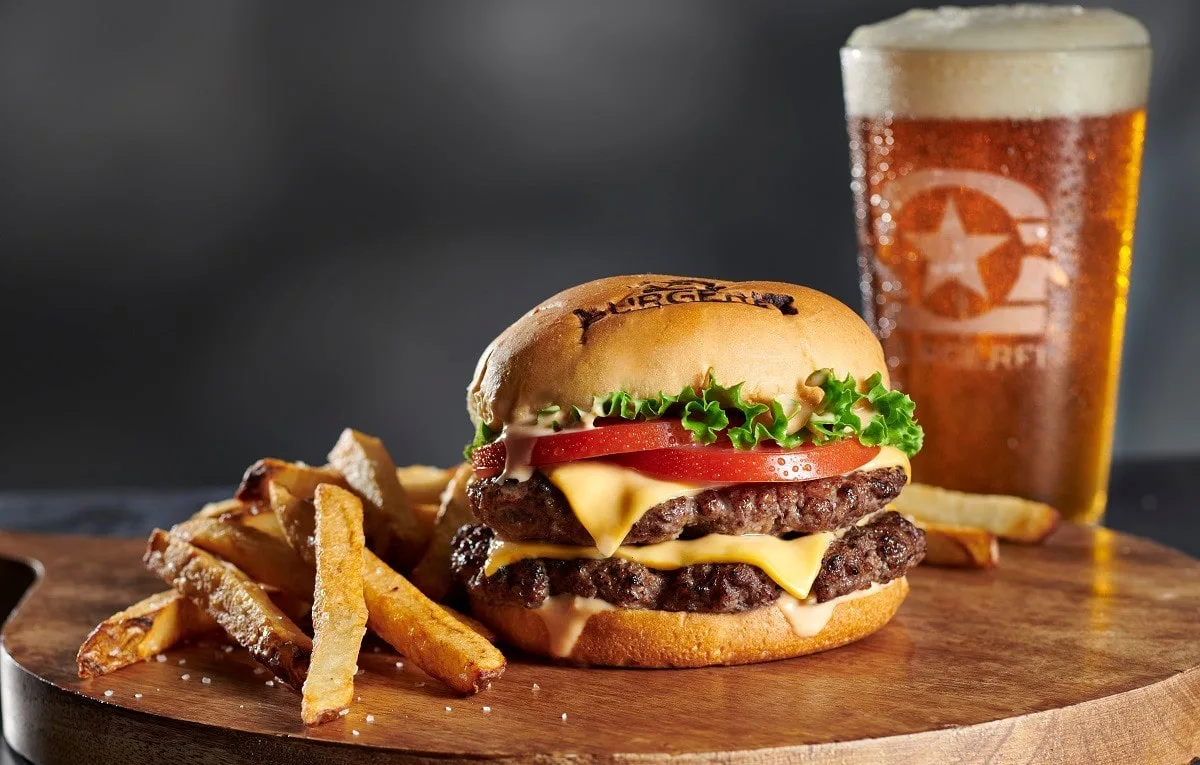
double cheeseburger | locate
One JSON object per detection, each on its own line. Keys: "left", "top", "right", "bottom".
{"left": 451, "top": 275, "right": 926, "bottom": 667}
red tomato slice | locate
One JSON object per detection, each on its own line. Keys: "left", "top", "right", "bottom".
{"left": 472, "top": 420, "right": 695, "bottom": 477}
{"left": 604, "top": 440, "right": 880, "bottom": 483}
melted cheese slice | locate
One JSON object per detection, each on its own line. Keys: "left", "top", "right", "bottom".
{"left": 544, "top": 462, "right": 706, "bottom": 556}
{"left": 856, "top": 445, "right": 911, "bottom": 478}
{"left": 543, "top": 448, "right": 908, "bottom": 557}
{"left": 484, "top": 531, "right": 835, "bottom": 600}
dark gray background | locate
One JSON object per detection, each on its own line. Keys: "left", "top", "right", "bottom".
{"left": 2, "top": 0, "right": 1197, "bottom": 489}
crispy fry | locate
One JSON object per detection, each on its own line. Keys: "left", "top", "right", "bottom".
{"left": 271, "top": 490, "right": 503, "bottom": 692}
{"left": 240, "top": 509, "right": 285, "bottom": 538}
{"left": 270, "top": 482, "right": 317, "bottom": 567}
{"left": 236, "top": 458, "right": 348, "bottom": 505}
{"left": 328, "top": 429, "right": 424, "bottom": 571}
{"left": 915, "top": 520, "right": 1000, "bottom": 568}
{"left": 192, "top": 498, "right": 252, "bottom": 521}
{"left": 240, "top": 448, "right": 424, "bottom": 570}
{"left": 270, "top": 489, "right": 476, "bottom": 638}
{"left": 396, "top": 465, "right": 455, "bottom": 505}
{"left": 892, "top": 483, "right": 1061, "bottom": 543}
{"left": 144, "top": 530, "right": 312, "bottom": 689}
{"left": 76, "top": 590, "right": 217, "bottom": 678}
{"left": 192, "top": 498, "right": 283, "bottom": 538}
{"left": 410, "top": 463, "right": 474, "bottom": 602}
{"left": 364, "top": 549, "right": 505, "bottom": 695}
{"left": 171, "top": 517, "right": 314, "bottom": 599}
{"left": 77, "top": 586, "right": 311, "bottom": 679}
{"left": 302, "top": 484, "right": 369, "bottom": 726}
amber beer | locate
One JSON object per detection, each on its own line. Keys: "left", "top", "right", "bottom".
{"left": 841, "top": 7, "right": 1151, "bottom": 522}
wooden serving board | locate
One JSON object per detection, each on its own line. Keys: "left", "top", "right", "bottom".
{"left": 1, "top": 527, "right": 1199, "bottom": 765}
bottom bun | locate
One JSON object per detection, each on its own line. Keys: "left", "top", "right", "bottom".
{"left": 469, "top": 577, "right": 909, "bottom": 668}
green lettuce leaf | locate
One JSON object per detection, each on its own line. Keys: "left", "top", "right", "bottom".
{"left": 462, "top": 420, "right": 500, "bottom": 460}
{"left": 806, "top": 370, "right": 865, "bottom": 444}
{"left": 862, "top": 373, "right": 924, "bottom": 455}
{"left": 592, "top": 391, "right": 679, "bottom": 420}
{"left": 738, "top": 399, "right": 808, "bottom": 450}
{"left": 465, "top": 369, "right": 924, "bottom": 457}
{"left": 680, "top": 396, "right": 729, "bottom": 444}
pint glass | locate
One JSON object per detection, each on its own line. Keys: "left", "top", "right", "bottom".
{"left": 841, "top": 7, "right": 1151, "bottom": 522}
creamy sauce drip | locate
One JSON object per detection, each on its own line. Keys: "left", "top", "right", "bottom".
{"left": 533, "top": 595, "right": 614, "bottom": 657}
{"left": 775, "top": 582, "right": 885, "bottom": 637}
{"left": 499, "top": 425, "right": 539, "bottom": 482}
{"left": 498, "top": 419, "right": 598, "bottom": 482}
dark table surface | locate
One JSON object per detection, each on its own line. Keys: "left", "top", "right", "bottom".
{"left": 1, "top": 458, "right": 1197, "bottom": 765}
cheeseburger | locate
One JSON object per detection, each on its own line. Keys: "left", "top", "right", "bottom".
{"left": 451, "top": 275, "right": 926, "bottom": 667}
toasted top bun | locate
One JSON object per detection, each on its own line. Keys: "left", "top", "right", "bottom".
{"left": 469, "top": 577, "right": 908, "bottom": 668}
{"left": 468, "top": 274, "right": 887, "bottom": 428}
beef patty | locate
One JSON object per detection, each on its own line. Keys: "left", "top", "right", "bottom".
{"left": 452, "top": 510, "right": 925, "bottom": 612}
{"left": 469, "top": 466, "right": 907, "bottom": 547}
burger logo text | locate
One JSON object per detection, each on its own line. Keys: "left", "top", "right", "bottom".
{"left": 573, "top": 279, "right": 797, "bottom": 341}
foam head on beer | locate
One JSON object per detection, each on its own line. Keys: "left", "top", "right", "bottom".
{"left": 843, "top": 5, "right": 1150, "bottom": 119}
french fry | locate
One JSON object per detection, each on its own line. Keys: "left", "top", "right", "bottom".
{"left": 77, "top": 586, "right": 311, "bottom": 679}
{"left": 916, "top": 520, "right": 1000, "bottom": 568}
{"left": 192, "top": 498, "right": 283, "bottom": 537}
{"left": 271, "top": 488, "right": 504, "bottom": 692}
{"left": 144, "top": 530, "right": 312, "bottom": 689}
{"left": 76, "top": 590, "right": 217, "bottom": 678}
{"left": 410, "top": 463, "right": 474, "bottom": 602}
{"left": 171, "top": 517, "right": 314, "bottom": 599}
{"left": 302, "top": 484, "right": 369, "bottom": 726}
{"left": 241, "top": 509, "right": 285, "bottom": 538}
{"left": 328, "top": 428, "right": 424, "bottom": 571}
{"left": 364, "top": 549, "right": 505, "bottom": 695}
{"left": 270, "top": 483, "right": 317, "bottom": 567}
{"left": 240, "top": 448, "right": 424, "bottom": 570}
{"left": 396, "top": 465, "right": 455, "bottom": 505}
{"left": 892, "top": 483, "right": 1061, "bottom": 543}
{"left": 192, "top": 498, "right": 253, "bottom": 521}
{"left": 236, "top": 458, "right": 348, "bottom": 505}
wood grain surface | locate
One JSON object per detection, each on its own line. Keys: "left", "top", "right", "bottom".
{"left": 1, "top": 526, "right": 1199, "bottom": 764}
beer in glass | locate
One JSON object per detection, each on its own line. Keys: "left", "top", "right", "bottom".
{"left": 841, "top": 6, "right": 1150, "bottom": 522}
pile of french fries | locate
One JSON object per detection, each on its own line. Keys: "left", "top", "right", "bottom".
{"left": 893, "top": 482, "right": 1061, "bottom": 569}
{"left": 77, "top": 428, "right": 503, "bottom": 727}
{"left": 76, "top": 425, "right": 1061, "bottom": 722}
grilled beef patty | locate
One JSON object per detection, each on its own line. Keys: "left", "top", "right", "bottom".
{"left": 469, "top": 466, "right": 907, "bottom": 547}
{"left": 452, "top": 510, "right": 925, "bottom": 612}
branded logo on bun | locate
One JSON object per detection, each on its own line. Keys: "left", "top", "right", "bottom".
{"left": 572, "top": 277, "right": 799, "bottom": 340}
